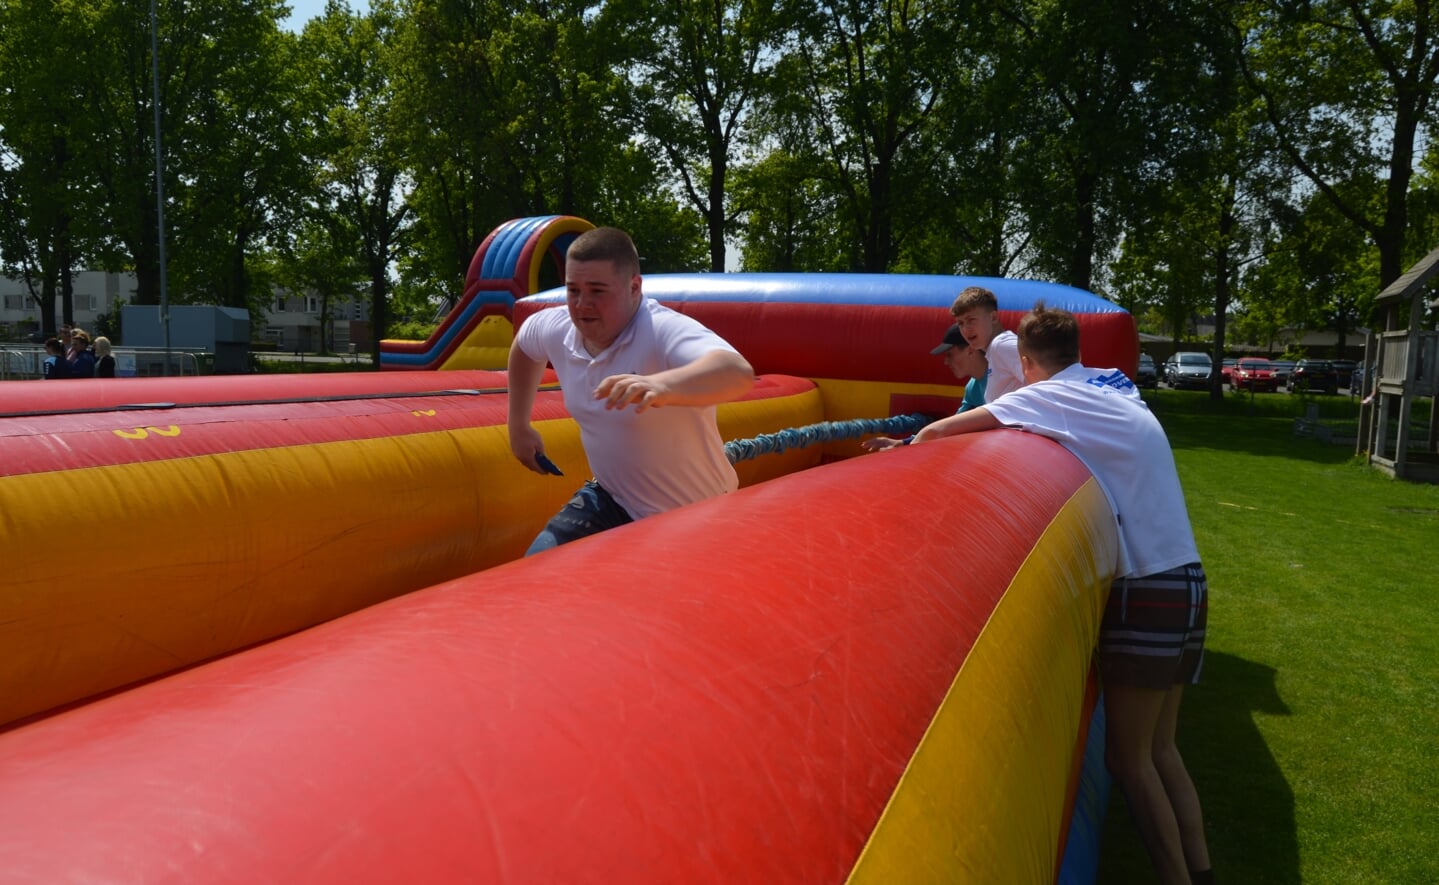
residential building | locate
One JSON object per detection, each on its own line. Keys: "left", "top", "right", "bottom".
{"left": 1, "top": 271, "right": 369, "bottom": 352}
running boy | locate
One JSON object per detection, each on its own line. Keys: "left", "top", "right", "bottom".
{"left": 507, "top": 227, "right": 754, "bottom": 555}
{"left": 913, "top": 304, "right": 1213, "bottom": 885}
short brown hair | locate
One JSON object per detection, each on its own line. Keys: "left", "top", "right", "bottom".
{"left": 950, "top": 286, "right": 998, "bottom": 317}
{"left": 567, "top": 227, "right": 640, "bottom": 277}
{"left": 1017, "top": 302, "right": 1080, "bottom": 371}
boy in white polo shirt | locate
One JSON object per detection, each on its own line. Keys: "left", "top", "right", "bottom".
{"left": 507, "top": 227, "right": 754, "bottom": 555}
{"left": 912, "top": 304, "right": 1213, "bottom": 885}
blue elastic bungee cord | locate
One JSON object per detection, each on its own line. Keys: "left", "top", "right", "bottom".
{"left": 724, "top": 413, "right": 931, "bottom": 464}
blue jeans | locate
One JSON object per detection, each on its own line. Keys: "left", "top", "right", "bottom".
{"left": 525, "top": 480, "right": 635, "bottom": 556}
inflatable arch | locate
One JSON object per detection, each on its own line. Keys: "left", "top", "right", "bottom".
{"left": 379, "top": 215, "right": 594, "bottom": 371}
{"left": 0, "top": 216, "right": 1139, "bottom": 880}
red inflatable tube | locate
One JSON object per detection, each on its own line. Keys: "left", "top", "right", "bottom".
{"left": 0, "top": 431, "right": 1114, "bottom": 882}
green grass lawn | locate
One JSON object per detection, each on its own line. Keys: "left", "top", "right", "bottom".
{"left": 1095, "top": 390, "right": 1439, "bottom": 884}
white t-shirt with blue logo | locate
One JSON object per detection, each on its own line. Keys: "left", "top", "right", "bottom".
{"left": 983, "top": 363, "right": 1200, "bottom": 579}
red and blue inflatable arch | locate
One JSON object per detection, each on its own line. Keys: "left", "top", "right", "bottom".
{"left": 379, "top": 214, "right": 594, "bottom": 370}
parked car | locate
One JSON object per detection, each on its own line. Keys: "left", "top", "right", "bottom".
{"left": 1230, "top": 357, "right": 1279, "bottom": 392}
{"left": 1289, "top": 358, "right": 1339, "bottom": 394}
{"left": 1331, "top": 359, "right": 1358, "bottom": 388}
{"left": 1164, "top": 351, "right": 1213, "bottom": 390}
{"left": 1219, "top": 358, "right": 1237, "bottom": 386}
{"left": 1135, "top": 353, "right": 1159, "bottom": 388}
{"left": 1269, "top": 359, "right": 1297, "bottom": 387}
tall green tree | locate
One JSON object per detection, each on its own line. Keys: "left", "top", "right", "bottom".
{"left": 162, "top": 6, "right": 310, "bottom": 314}
{"left": 393, "top": 0, "right": 612, "bottom": 286}
{"left": 893, "top": 0, "right": 1063, "bottom": 277}
{"left": 990, "top": 0, "right": 1162, "bottom": 292}
{"left": 1116, "top": 1, "right": 1279, "bottom": 396}
{"left": 1243, "top": 185, "right": 1378, "bottom": 354}
{"left": 615, "top": 0, "right": 786, "bottom": 271}
{"left": 0, "top": 0, "right": 103, "bottom": 331}
{"left": 731, "top": 148, "right": 849, "bottom": 271}
{"left": 58, "top": 0, "right": 296, "bottom": 309}
{"left": 297, "top": 1, "right": 412, "bottom": 360}
{"left": 390, "top": 0, "right": 706, "bottom": 295}
{"left": 1240, "top": 0, "right": 1439, "bottom": 291}
{"left": 768, "top": 0, "right": 959, "bottom": 271}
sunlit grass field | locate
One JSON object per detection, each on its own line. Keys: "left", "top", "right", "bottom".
{"left": 1095, "top": 389, "right": 1439, "bottom": 884}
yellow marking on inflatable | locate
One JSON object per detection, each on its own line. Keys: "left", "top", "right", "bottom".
{"left": 112, "top": 426, "right": 181, "bottom": 440}
{"left": 847, "top": 477, "right": 1116, "bottom": 883}
{"left": 412, "top": 409, "right": 437, "bottom": 417}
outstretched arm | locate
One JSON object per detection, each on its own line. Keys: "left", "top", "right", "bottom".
{"left": 861, "top": 436, "right": 909, "bottom": 452}
{"left": 507, "top": 340, "right": 552, "bottom": 473}
{"left": 595, "top": 349, "right": 754, "bottom": 413}
{"left": 912, "top": 407, "right": 1002, "bottom": 444}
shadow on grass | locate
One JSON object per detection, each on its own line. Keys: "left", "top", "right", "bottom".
{"left": 1098, "top": 650, "right": 1300, "bottom": 883}
{"left": 1141, "top": 390, "right": 1364, "bottom": 464}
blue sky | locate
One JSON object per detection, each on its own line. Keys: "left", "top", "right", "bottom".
{"left": 280, "top": 0, "right": 371, "bottom": 32}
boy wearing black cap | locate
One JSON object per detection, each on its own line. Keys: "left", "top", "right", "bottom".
{"left": 861, "top": 323, "right": 987, "bottom": 452}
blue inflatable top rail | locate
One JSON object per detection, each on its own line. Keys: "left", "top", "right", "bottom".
{"left": 523, "top": 273, "right": 1124, "bottom": 314}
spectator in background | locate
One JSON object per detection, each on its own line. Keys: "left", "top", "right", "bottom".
{"left": 67, "top": 329, "right": 96, "bottom": 378}
{"left": 42, "top": 338, "right": 70, "bottom": 380}
{"left": 94, "top": 336, "right": 116, "bottom": 378}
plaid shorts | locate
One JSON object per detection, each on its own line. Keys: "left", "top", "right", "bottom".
{"left": 1099, "top": 563, "right": 1208, "bottom": 689}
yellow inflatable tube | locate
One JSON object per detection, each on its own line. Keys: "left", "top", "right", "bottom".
{"left": 0, "top": 374, "right": 822, "bottom": 727}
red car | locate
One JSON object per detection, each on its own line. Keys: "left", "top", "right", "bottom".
{"left": 1230, "top": 357, "right": 1279, "bottom": 392}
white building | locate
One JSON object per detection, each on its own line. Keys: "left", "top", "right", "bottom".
{"left": 1, "top": 271, "right": 367, "bottom": 352}
{"left": 0, "top": 271, "right": 135, "bottom": 337}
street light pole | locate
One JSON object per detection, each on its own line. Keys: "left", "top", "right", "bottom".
{"left": 149, "top": 0, "right": 171, "bottom": 374}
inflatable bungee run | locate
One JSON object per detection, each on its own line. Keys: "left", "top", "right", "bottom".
{"left": 0, "top": 216, "right": 1138, "bottom": 882}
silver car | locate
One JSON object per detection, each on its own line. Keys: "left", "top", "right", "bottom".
{"left": 1164, "top": 352, "right": 1213, "bottom": 390}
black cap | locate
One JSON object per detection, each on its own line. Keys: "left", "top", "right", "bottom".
{"left": 930, "top": 324, "right": 967, "bottom": 355}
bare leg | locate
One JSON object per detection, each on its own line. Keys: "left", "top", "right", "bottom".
{"left": 1152, "top": 685, "right": 1211, "bottom": 873}
{"left": 1104, "top": 683, "right": 1191, "bottom": 884}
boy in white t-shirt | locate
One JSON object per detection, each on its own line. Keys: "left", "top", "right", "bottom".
{"left": 949, "top": 285, "right": 1024, "bottom": 402}
{"left": 913, "top": 304, "right": 1213, "bottom": 885}
{"left": 507, "top": 227, "right": 754, "bottom": 555}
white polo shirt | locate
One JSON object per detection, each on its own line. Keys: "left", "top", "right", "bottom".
{"left": 516, "top": 298, "right": 741, "bottom": 519}
{"left": 984, "top": 363, "right": 1200, "bottom": 578}
{"left": 983, "top": 330, "right": 1025, "bottom": 402}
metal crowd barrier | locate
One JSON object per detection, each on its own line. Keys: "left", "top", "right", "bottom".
{"left": 0, "top": 347, "right": 205, "bottom": 380}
